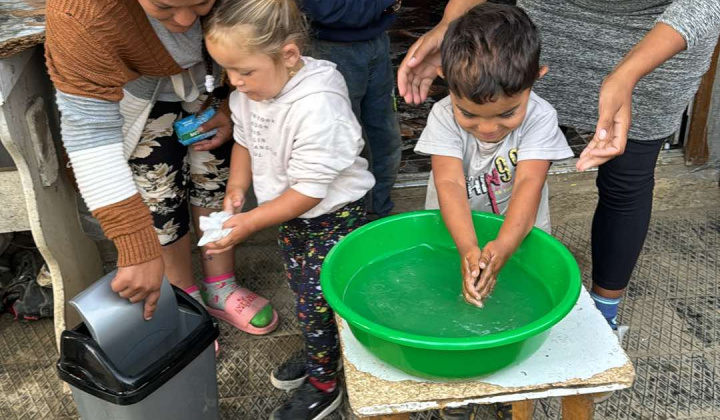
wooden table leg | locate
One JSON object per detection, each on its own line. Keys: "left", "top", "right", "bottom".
{"left": 512, "top": 399, "right": 536, "bottom": 420}
{"left": 562, "top": 395, "right": 595, "bottom": 419}
{"left": 367, "top": 414, "right": 410, "bottom": 420}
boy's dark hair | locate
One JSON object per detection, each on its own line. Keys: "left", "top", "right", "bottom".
{"left": 441, "top": 3, "right": 540, "bottom": 104}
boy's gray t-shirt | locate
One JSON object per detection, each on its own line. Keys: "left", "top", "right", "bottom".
{"left": 414, "top": 92, "right": 573, "bottom": 233}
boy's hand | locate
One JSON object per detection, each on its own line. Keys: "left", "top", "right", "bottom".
{"left": 461, "top": 240, "right": 512, "bottom": 307}
{"left": 223, "top": 187, "right": 246, "bottom": 214}
{"left": 111, "top": 256, "right": 165, "bottom": 320}
{"left": 461, "top": 245, "right": 485, "bottom": 307}
{"left": 475, "top": 240, "right": 512, "bottom": 301}
{"left": 204, "top": 212, "right": 256, "bottom": 255}
{"left": 193, "top": 110, "right": 232, "bottom": 151}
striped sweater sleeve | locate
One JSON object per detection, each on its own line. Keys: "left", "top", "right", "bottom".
{"left": 658, "top": 0, "right": 720, "bottom": 50}
{"left": 46, "top": 0, "right": 163, "bottom": 267}
{"left": 55, "top": 92, "right": 162, "bottom": 266}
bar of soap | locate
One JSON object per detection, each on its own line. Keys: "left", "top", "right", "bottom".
{"left": 174, "top": 108, "right": 220, "bottom": 146}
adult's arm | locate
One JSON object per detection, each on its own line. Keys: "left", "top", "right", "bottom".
{"left": 46, "top": 3, "right": 164, "bottom": 319}
{"left": 577, "top": 0, "right": 720, "bottom": 170}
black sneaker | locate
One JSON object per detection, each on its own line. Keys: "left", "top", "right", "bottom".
{"left": 271, "top": 350, "right": 344, "bottom": 391}
{"left": 271, "top": 350, "right": 307, "bottom": 391}
{"left": 270, "top": 380, "right": 342, "bottom": 420}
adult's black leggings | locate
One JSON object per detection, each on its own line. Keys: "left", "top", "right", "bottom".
{"left": 592, "top": 138, "right": 664, "bottom": 291}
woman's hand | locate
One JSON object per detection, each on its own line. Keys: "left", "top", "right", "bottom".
{"left": 576, "top": 73, "right": 634, "bottom": 171}
{"left": 111, "top": 256, "right": 165, "bottom": 320}
{"left": 397, "top": 23, "right": 447, "bottom": 105}
{"left": 397, "top": 0, "right": 487, "bottom": 104}
{"left": 193, "top": 109, "right": 232, "bottom": 151}
{"left": 576, "top": 22, "right": 688, "bottom": 172}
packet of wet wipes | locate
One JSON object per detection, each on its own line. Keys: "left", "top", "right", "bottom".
{"left": 174, "top": 107, "right": 219, "bottom": 146}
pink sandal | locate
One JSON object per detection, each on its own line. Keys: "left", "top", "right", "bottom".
{"left": 206, "top": 288, "right": 279, "bottom": 335}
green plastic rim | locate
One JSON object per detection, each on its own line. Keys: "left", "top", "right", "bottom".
{"left": 321, "top": 210, "right": 582, "bottom": 351}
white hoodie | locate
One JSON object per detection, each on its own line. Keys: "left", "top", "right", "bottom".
{"left": 229, "top": 57, "right": 375, "bottom": 218}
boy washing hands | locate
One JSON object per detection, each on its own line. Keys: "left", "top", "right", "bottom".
{"left": 414, "top": 3, "right": 573, "bottom": 307}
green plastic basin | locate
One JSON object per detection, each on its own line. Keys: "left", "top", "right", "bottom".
{"left": 320, "top": 210, "right": 581, "bottom": 379}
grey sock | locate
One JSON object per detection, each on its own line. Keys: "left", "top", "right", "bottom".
{"left": 201, "top": 275, "right": 240, "bottom": 310}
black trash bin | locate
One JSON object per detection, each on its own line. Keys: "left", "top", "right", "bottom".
{"left": 57, "top": 271, "right": 219, "bottom": 420}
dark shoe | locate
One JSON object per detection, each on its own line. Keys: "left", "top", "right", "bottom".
{"left": 441, "top": 404, "right": 481, "bottom": 420}
{"left": 1, "top": 251, "right": 52, "bottom": 320}
{"left": 271, "top": 349, "right": 307, "bottom": 391}
{"left": 271, "top": 350, "right": 343, "bottom": 391}
{"left": 269, "top": 380, "right": 342, "bottom": 420}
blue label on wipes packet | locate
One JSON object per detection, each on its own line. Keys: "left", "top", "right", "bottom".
{"left": 174, "top": 108, "right": 220, "bottom": 146}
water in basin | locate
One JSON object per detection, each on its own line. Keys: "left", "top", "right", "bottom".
{"left": 342, "top": 244, "right": 555, "bottom": 338}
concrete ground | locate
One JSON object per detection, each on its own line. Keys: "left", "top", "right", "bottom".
{"left": 1, "top": 151, "right": 719, "bottom": 419}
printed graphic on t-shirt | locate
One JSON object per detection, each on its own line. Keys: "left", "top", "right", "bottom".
{"left": 250, "top": 112, "right": 276, "bottom": 158}
{"left": 415, "top": 93, "right": 574, "bottom": 233}
{"left": 466, "top": 147, "right": 518, "bottom": 214}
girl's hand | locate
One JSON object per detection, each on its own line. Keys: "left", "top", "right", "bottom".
{"left": 204, "top": 212, "right": 256, "bottom": 255}
{"left": 193, "top": 110, "right": 232, "bottom": 151}
{"left": 223, "top": 187, "right": 246, "bottom": 214}
{"left": 461, "top": 245, "right": 485, "bottom": 307}
{"left": 576, "top": 73, "right": 634, "bottom": 171}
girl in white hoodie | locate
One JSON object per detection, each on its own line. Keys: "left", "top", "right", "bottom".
{"left": 203, "top": 1, "right": 375, "bottom": 419}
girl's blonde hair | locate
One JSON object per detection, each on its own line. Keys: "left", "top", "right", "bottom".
{"left": 204, "top": 0, "right": 308, "bottom": 57}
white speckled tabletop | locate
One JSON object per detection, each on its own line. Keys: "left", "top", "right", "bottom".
{"left": 339, "top": 287, "right": 635, "bottom": 417}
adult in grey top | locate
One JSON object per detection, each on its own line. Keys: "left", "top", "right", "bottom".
{"left": 524, "top": 0, "right": 720, "bottom": 141}
{"left": 396, "top": 0, "right": 720, "bottom": 340}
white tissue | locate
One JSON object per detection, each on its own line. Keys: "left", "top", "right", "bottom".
{"left": 197, "top": 211, "right": 233, "bottom": 247}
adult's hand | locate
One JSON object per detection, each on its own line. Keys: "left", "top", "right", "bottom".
{"left": 397, "top": 23, "right": 447, "bottom": 105}
{"left": 193, "top": 109, "right": 233, "bottom": 151}
{"left": 397, "top": 0, "right": 486, "bottom": 104}
{"left": 576, "top": 73, "right": 633, "bottom": 171}
{"left": 576, "top": 22, "right": 688, "bottom": 171}
{"left": 111, "top": 256, "right": 165, "bottom": 320}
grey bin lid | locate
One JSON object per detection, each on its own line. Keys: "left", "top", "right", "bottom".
{"left": 69, "top": 270, "right": 179, "bottom": 373}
